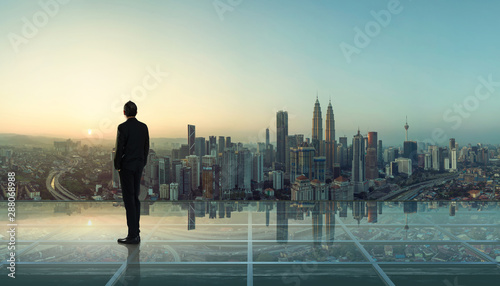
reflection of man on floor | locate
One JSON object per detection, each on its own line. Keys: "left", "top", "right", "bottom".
{"left": 120, "top": 244, "right": 141, "bottom": 285}
{"left": 114, "top": 101, "right": 149, "bottom": 244}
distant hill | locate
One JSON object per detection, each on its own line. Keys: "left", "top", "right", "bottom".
{"left": 0, "top": 133, "right": 66, "bottom": 147}
{"left": 151, "top": 138, "right": 187, "bottom": 149}
{"left": 0, "top": 133, "right": 186, "bottom": 149}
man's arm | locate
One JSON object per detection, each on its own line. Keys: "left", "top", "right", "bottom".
{"left": 144, "top": 125, "right": 150, "bottom": 167}
{"left": 114, "top": 125, "right": 125, "bottom": 170}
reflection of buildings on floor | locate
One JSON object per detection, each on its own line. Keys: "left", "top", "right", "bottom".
{"left": 1, "top": 201, "right": 499, "bottom": 285}
{"left": 276, "top": 201, "right": 288, "bottom": 243}
{"left": 325, "top": 201, "right": 335, "bottom": 246}
{"left": 312, "top": 202, "right": 323, "bottom": 247}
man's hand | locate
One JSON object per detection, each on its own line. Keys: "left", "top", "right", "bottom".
{"left": 118, "top": 169, "right": 121, "bottom": 172}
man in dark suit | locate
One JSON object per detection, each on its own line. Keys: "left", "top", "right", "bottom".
{"left": 114, "top": 101, "right": 149, "bottom": 244}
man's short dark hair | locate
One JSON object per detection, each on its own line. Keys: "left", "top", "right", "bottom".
{"left": 124, "top": 101, "right": 137, "bottom": 116}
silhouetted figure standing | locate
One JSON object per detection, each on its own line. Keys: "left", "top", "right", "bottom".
{"left": 114, "top": 101, "right": 149, "bottom": 244}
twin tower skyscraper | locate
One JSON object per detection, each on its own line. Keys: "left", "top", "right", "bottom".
{"left": 313, "top": 96, "right": 336, "bottom": 174}
{"left": 277, "top": 96, "right": 336, "bottom": 175}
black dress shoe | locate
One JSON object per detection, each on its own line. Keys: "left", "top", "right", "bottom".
{"left": 117, "top": 236, "right": 141, "bottom": 244}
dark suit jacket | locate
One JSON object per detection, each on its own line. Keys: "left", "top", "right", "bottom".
{"left": 114, "top": 118, "right": 149, "bottom": 172}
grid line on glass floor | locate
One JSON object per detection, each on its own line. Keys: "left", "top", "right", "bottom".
{"left": 336, "top": 214, "right": 396, "bottom": 286}
{"left": 416, "top": 213, "right": 499, "bottom": 264}
{"left": 105, "top": 216, "right": 169, "bottom": 286}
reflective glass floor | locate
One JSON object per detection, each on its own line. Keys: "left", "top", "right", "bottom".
{"left": 1, "top": 201, "right": 499, "bottom": 286}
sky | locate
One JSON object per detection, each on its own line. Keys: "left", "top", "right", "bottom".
{"left": 1, "top": 0, "right": 500, "bottom": 147}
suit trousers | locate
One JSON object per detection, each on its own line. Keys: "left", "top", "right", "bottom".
{"left": 119, "top": 168, "right": 143, "bottom": 237}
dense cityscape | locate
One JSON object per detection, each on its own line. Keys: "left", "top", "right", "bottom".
{"left": 1, "top": 98, "right": 499, "bottom": 202}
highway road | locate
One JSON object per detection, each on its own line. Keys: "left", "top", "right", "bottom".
{"left": 45, "top": 157, "right": 81, "bottom": 200}
{"left": 378, "top": 173, "right": 459, "bottom": 201}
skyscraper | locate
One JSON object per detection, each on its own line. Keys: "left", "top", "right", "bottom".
{"left": 289, "top": 146, "right": 316, "bottom": 182}
{"left": 186, "top": 155, "right": 200, "bottom": 191}
{"left": 286, "top": 135, "right": 299, "bottom": 174}
{"left": 351, "top": 130, "right": 366, "bottom": 194}
{"left": 202, "top": 155, "right": 217, "bottom": 199}
{"left": 188, "top": 124, "right": 195, "bottom": 155}
{"left": 218, "top": 136, "right": 225, "bottom": 154}
{"left": 325, "top": 100, "right": 335, "bottom": 174}
{"left": 424, "top": 153, "right": 432, "bottom": 170}
{"left": 272, "top": 170, "right": 284, "bottom": 190}
{"left": 212, "top": 165, "right": 220, "bottom": 199}
{"left": 312, "top": 97, "right": 323, "bottom": 155}
{"left": 336, "top": 143, "right": 344, "bottom": 166}
{"left": 395, "top": 157, "right": 412, "bottom": 175}
{"left": 202, "top": 155, "right": 217, "bottom": 168}
{"left": 449, "top": 138, "right": 456, "bottom": 170}
{"left": 264, "top": 143, "right": 274, "bottom": 168}
{"left": 253, "top": 152, "right": 264, "bottom": 184}
{"left": 180, "top": 166, "right": 192, "bottom": 198}
{"left": 158, "top": 156, "right": 170, "bottom": 185}
{"left": 266, "top": 128, "right": 270, "bottom": 147}
{"left": 430, "top": 145, "right": 440, "bottom": 171}
{"left": 195, "top": 137, "right": 206, "bottom": 159}
{"left": 404, "top": 116, "right": 409, "bottom": 141}
{"left": 276, "top": 110, "right": 288, "bottom": 170}
{"left": 339, "top": 136, "right": 348, "bottom": 168}
{"left": 450, "top": 148, "right": 457, "bottom": 171}
{"left": 258, "top": 142, "right": 266, "bottom": 153}
{"left": 221, "top": 150, "right": 237, "bottom": 191}
{"left": 449, "top": 138, "right": 456, "bottom": 151}
{"left": 171, "top": 159, "right": 182, "bottom": 184}
{"left": 365, "top": 132, "right": 378, "bottom": 180}
{"left": 377, "top": 140, "right": 383, "bottom": 167}
{"left": 339, "top": 137, "right": 348, "bottom": 149}
{"left": 313, "top": 156, "right": 326, "bottom": 182}
{"left": 403, "top": 141, "right": 418, "bottom": 167}
{"left": 179, "top": 144, "right": 189, "bottom": 159}
{"left": 237, "top": 149, "right": 252, "bottom": 193}
{"left": 209, "top": 136, "right": 217, "bottom": 156}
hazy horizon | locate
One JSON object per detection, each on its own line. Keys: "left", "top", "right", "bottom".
{"left": 2, "top": 0, "right": 500, "bottom": 146}
{"left": 2, "top": 132, "right": 499, "bottom": 150}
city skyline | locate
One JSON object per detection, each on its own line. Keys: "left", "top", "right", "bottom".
{"left": 2, "top": 1, "right": 500, "bottom": 146}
